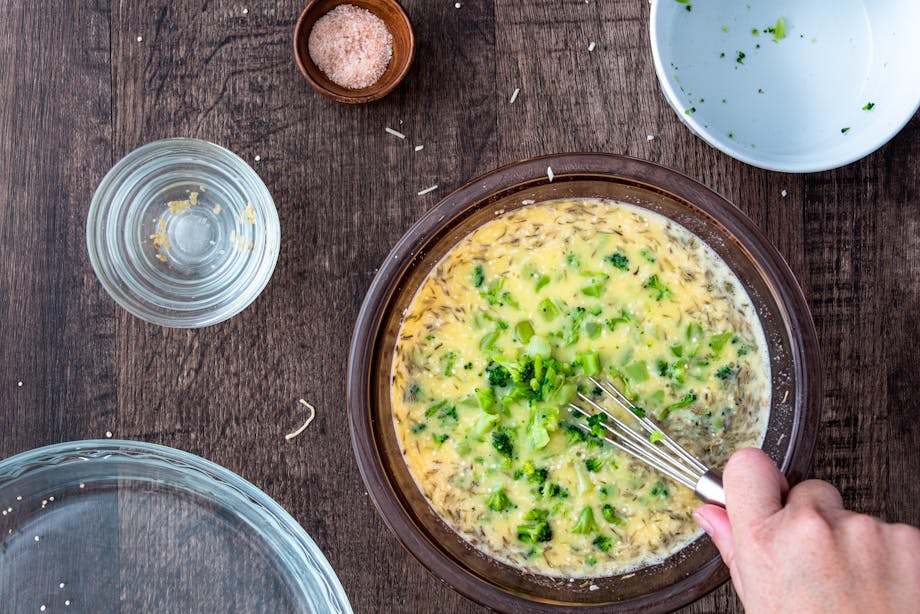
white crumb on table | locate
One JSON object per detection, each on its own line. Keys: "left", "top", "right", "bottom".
{"left": 509, "top": 87, "right": 520, "bottom": 104}
{"left": 588, "top": 41, "right": 596, "bottom": 52}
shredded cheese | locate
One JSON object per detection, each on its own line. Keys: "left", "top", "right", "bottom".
{"left": 414, "top": 145, "right": 424, "bottom": 152}
{"left": 417, "top": 185, "right": 438, "bottom": 196}
{"left": 587, "top": 41, "right": 596, "bottom": 52}
{"left": 509, "top": 87, "right": 520, "bottom": 104}
{"left": 385, "top": 127, "right": 406, "bottom": 139}
{"left": 547, "top": 166, "right": 555, "bottom": 182}
{"left": 285, "top": 400, "right": 316, "bottom": 441}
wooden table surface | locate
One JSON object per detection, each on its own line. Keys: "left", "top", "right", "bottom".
{"left": 1, "top": 1, "right": 918, "bottom": 612}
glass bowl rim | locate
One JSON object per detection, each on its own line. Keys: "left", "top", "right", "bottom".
{"left": 85, "top": 137, "right": 281, "bottom": 328}
{"left": 0, "top": 438, "right": 352, "bottom": 612}
{"left": 347, "top": 152, "right": 823, "bottom": 612}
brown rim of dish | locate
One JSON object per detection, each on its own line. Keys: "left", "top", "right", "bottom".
{"left": 293, "top": 0, "right": 416, "bottom": 104}
{"left": 347, "top": 153, "right": 823, "bottom": 613}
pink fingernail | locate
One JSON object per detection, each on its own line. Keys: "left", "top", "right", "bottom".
{"left": 693, "top": 511, "right": 713, "bottom": 536}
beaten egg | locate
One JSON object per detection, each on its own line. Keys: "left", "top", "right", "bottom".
{"left": 391, "top": 199, "right": 770, "bottom": 578}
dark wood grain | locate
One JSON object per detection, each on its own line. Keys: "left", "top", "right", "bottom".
{"left": 1, "top": 1, "right": 918, "bottom": 613}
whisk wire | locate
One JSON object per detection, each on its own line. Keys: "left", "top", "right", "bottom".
{"left": 570, "top": 377, "right": 726, "bottom": 506}
{"left": 589, "top": 376, "right": 708, "bottom": 476}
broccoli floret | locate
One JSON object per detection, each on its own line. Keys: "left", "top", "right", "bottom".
{"left": 587, "top": 413, "right": 607, "bottom": 439}
{"left": 716, "top": 365, "right": 735, "bottom": 380}
{"left": 643, "top": 274, "right": 672, "bottom": 301}
{"left": 572, "top": 506, "right": 600, "bottom": 535}
{"left": 602, "top": 504, "right": 624, "bottom": 525}
{"left": 585, "top": 458, "right": 603, "bottom": 472}
{"left": 432, "top": 433, "right": 448, "bottom": 446}
{"left": 651, "top": 480, "right": 669, "bottom": 498}
{"left": 565, "top": 423, "right": 588, "bottom": 445}
{"left": 486, "top": 362, "right": 512, "bottom": 387}
{"left": 516, "top": 521, "right": 552, "bottom": 544}
{"left": 605, "top": 252, "right": 630, "bottom": 271}
{"left": 524, "top": 508, "right": 549, "bottom": 522}
{"left": 486, "top": 488, "right": 515, "bottom": 512}
{"left": 492, "top": 427, "right": 514, "bottom": 458}
{"left": 592, "top": 535, "right": 613, "bottom": 552}
{"left": 471, "top": 264, "right": 485, "bottom": 288}
{"left": 529, "top": 467, "right": 549, "bottom": 484}
{"left": 546, "top": 483, "right": 569, "bottom": 498}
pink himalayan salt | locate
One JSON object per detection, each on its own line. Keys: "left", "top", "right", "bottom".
{"left": 308, "top": 4, "right": 394, "bottom": 90}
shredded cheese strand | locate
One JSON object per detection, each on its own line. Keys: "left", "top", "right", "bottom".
{"left": 285, "top": 399, "right": 316, "bottom": 441}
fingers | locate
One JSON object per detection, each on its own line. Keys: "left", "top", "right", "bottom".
{"left": 786, "top": 479, "right": 844, "bottom": 513}
{"left": 694, "top": 504, "right": 735, "bottom": 567}
{"left": 723, "top": 448, "right": 789, "bottom": 527}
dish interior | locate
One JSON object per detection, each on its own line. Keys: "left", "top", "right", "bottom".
{"left": 365, "top": 175, "right": 803, "bottom": 605}
{"left": 0, "top": 441, "right": 351, "bottom": 613}
{"left": 652, "top": 0, "right": 920, "bottom": 171}
{"left": 390, "top": 198, "right": 771, "bottom": 579}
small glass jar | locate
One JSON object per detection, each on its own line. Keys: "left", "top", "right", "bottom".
{"left": 87, "top": 138, "right": 280, "bottom": 328}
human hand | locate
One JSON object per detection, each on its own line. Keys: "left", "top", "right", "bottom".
{"left": 693, "top": 448, "right": 920, "bottom": 613}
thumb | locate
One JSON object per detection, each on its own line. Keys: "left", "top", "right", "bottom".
{"left": 694, "top": 504, "right": 735, "bottom": 567}
{"left": 723, "top": 447, "right": 788, "bottom": 530}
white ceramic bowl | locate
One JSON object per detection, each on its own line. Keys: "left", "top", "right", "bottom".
{"left": 651, "top": 0, "right": 920, "bottom": 173}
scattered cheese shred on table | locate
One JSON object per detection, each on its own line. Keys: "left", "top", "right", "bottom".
{"left": 588, "top": 41, "right": 596, "bottom": 52}
{"left": 417, "top": 184, "right": 438, "bottom": 196}
{"left": 385, "top": 127, "right": 406, "bottom": 139}
{"left": 547, "top": 166, "right": 554, "bottom": 182}
{"left": 414, "top": 145, "right": 424, "bottom": 152}
{"left": 285, "top": 400, "right": 316, "bottom": 441}
{"left": 509, "top": 87, "right": 520, "bottom": 104}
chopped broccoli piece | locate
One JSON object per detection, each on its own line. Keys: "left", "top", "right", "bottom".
{"left": 471, "top": 264, "right": 485, "bottom": 288}
{"left": 410, "top": 422, "right": 427, "bottom": 434}
{"left": 538, "top": 298, "right": 561, "bottom": 320}
{"left": 492, "top": 427, "right": 514, "bottom": 458}
{"left": 517, "top": 520, "right": 552, "bottom": 544}
{"left": 578, "top": 351, "right": 601, "bottom": 377}
{"left": 602, "top": 504, "right": 624, "bottom": 525}
{"left": 585, "top": 458, "right": 603, "bottom": 472}
{"left": 486, "top": 362, "right": 512, "bottom": 387}
{"left": 572, "top": 506, "right": 600, "bottom": 535}
{"left": 546, "top": 483, "right": 569, "bottom": 498}
{"left": 535, "top": 273, "right": 551, "bottom": 292}
{"left": 432, "top": 433, "right": 448, "bottom": 446}
{"left": 514, "top": 320, "right": 535, "bottom": 344}
{"left": 716, "top": 365, "right": 735, "bottom": 380}
{"left": 709, "top": 331, "right": 734, "bottom": 354}
{"left": 644, "top": 274, "right": 672, "bottom": 301}
{"left": 565, "top": 422, "right": 588, "bottom": 445}
{"left": 441, "top": 351, "right": 457, "bottom": 377}
{"left": 649, "top": 431, "right": 664, "bottom": 444}
{"left": 476, "top": 387, "right": 496, "bottom": 412}
{"left": 486, "top": 488, "right": 515, "bottom": 512}
{"left": 424, "top": 400, "right": 457, "bottom": 424}
{"left": 605, "top": 252, "right": 630, "bottom": 271}
{"left": 593, "top": 535, "right": 612, "bottom": 552}
{"left": 587, "top": 413, "right": 607, "bottom": 439}
{"left": 651, "top": 480, "right": 669, "bottom": 498}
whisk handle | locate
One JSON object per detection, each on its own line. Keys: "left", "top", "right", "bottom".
{"left": 695, "top": 470, "right": 726, "bottom": 507}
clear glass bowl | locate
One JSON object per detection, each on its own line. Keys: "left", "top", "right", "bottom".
{"left": 347, "top": 154, "right": 822, "bottom": 612}
{"left": 0, "top": 440, "right": 352, "bottom": 613}
{"left": 87, "top": 138, "right": 280, "bottom": 328}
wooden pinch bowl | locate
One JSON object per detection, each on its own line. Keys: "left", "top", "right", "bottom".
{"left": 293, "top": 0, "right": 415, "bottom": 104}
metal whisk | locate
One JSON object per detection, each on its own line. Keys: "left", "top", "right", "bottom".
{"left": 570, "top": 376, "right": 726, "bottom": 507}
